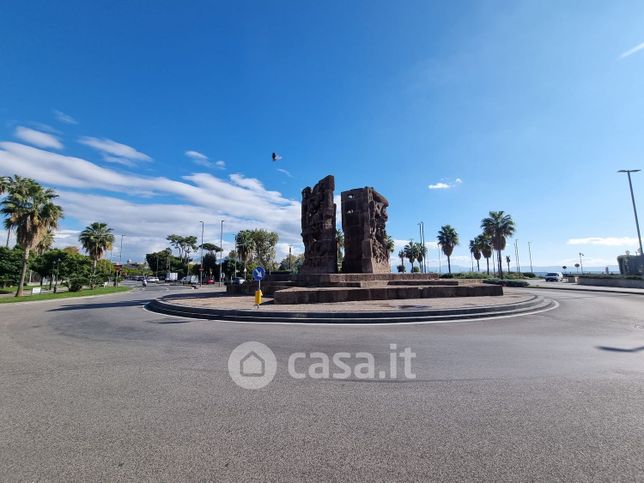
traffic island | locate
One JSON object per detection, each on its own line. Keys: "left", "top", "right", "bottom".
{"left": 146, "top": 291, "right": 554, "bottom": 323}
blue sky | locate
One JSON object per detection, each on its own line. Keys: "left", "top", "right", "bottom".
{"left": 1, "top": 0, "right": 643, "bottom": 269}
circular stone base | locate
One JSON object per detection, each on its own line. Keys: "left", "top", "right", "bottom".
{"left": 147, "top": 290, "right": 555, "bottom": 323}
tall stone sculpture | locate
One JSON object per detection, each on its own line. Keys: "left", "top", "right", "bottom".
{"left": 300, "top": 175, "right": 338, "bottom": 273}
{"left": 341, "top": 187, "right": 390, "bottom": 273}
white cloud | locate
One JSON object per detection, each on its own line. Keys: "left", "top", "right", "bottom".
{"left": 566, "top": 237, "right": 639, "bottom": 246}
{"left": 185, "top": 150, "right": 226, "bottom": 169}
{"left": 53, "top": 110, "right": 77, "bottom": 125}
{"left": 428, "top": 178, "right": 462, "bottom": 190}
{"left": 428, "top": 182, "right": 450, "bottom": 190}
{"left": 619, "top": 41, "right": 644, "bottom": 59}
{"left": 14, "top": 126, "right": 63, "bottom": 150}
{"left": 276, "top": 168, "right": 293, "bottom": 178}
{"left": 78, "top": 136, "right": 151, "bottom": 164}
{"left": 0, "top": 142, "right": 303, "bottom": 260}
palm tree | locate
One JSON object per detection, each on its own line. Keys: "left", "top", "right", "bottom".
{"left": 36, "top": 229, "right": 55, "bottom": 255}
{"left": 403, "top": 241, "right": 417, "bottom": 272}
{"left": 235, "top": 230, "right": 255, "bottom": 276}
{"left": 437, "top": 225, "right": 459, "bottom": 274}
{"left": 1, "top": 179, "right": 63, "bottom": 296}
{"left": 477, "top": 234, "right": 493, "bottom": 275}
{"left": 386, "top": 236, "right": 395, "bottom": 254}
{"left": 469, "top": 238, "right": 482, "bottom": 272}
{"left": 506, "top": 255, "right": 511, "bottom": 273}
{"left": 481, "top": 211, "right": 516, "bottom": 278}
{"left": 415, "top": 242, "right": 427, "bottom": 273}
{"left": 79, "top": 222, "right": 115, "bottom": 287}
{"left": 398, "top": 249, "right": 406, "bottom": 268}
{"left": 2, "top": 176, "right": 35, "bottom": 248}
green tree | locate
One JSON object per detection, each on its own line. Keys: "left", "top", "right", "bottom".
{"left": 398, "top": 249, "right": 406, "bottom": 268}
{"left": 0, "top": 246, "right": 24, "bottom": 287}
{"left": 469, "top": 238, "right": 482, "bottom": 272}
{"left": 166, "top": 234, "right": 198, "bottom": 265}
{"left": 1, "top": 178, "right": 63, "bottom": 296}
{"left": 481, "top": 211, "right": 516, "bottom": 278}
{"left": 35, "top": 229, "right": 55, "bottom": 255}
{"left": 437, "top": 225, "right": 459, "bottom": 274}
{"left": 30, "top": 249, "right": 67, "bottom": 289}
{"left": 79, "top": 222, "right": 115, "bottom": 287}
{"left": 279, "top": 254, "right": 299, "bottom": 271}
{"left": 477, "top": 234, "right": 493, "bottom": 275}
{"left": 403, "top": 241, "right": 419, "bottom": 271}
{"left": 249, "top": 229, "right": 279, "bottom": 269}
{"left": 415, "top": 241, "right": 427, "bottom": 272}
{"left": 235, "top": 231, "right": 255, "bottom": 276}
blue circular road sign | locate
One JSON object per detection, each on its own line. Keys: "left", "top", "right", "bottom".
{"left": 252, "top": 266, "right": 266, "bottom": 281}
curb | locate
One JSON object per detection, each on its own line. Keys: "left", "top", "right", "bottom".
{"left": 525, "top": 285, "right": 644, "bottom": 296}
{"left": 146, "top": 294, "right": 555, "bottom": 324}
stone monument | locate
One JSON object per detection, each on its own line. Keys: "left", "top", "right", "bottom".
{"left": 300, "top": 175, "right": 338, "bottom": 273}
{"left": 341, "top": 187, "right": 390, "bottom": 273}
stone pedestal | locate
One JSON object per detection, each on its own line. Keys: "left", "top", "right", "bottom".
{"left": 341, "top": 187, "right": 390, "bottom": 273}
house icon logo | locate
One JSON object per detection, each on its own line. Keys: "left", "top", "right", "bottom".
{"left": 240, "top": 351, "right": 265, "bottom": 377}
{"left": 228, "top": 342, "right": 277, "bottom": 389}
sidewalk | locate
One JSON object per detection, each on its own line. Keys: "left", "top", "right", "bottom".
{"left": 526, "top": 280, "right": 644, "bottom": 296}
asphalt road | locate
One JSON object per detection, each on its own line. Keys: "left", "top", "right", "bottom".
{"left": 0, "top": 285, "right": 642, "bottom": 481}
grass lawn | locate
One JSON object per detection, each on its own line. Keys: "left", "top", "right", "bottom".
{"left": 0, "top": 286, "right": 131, "bottom": 303}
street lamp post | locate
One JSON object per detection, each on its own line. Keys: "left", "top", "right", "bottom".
{"left": 528, "top": 241, "right": 534, "bottom": 273}
{"left": 116, "top": 234, "right": 125, "bottom": 287}
{"left": 579, "top": 253, "right": 584, "bottom": 274}
{"left": 618, "top": 169, "right": 643, "bottom": 275}
{"left": 219, "top": 220, "right": 224, "bottom": 286}
{"left": 199, "top": 221, "right": 205, "bottom": 286}
{"left": 514, "top": 239, "right": 521, "bottom": 273}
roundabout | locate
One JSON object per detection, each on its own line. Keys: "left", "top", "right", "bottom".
{"left": 146, "top": 289, "right": 557, "bottom": 323}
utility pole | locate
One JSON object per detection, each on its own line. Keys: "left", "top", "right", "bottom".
{"left": 618, "top": 169, "right": 643, "bottom": 276}
{"left": 514, "top": 239, "right": 521, "bottom": 273}
{"left": 528, "top": 242, "right": 534, "bottom": 273}
{"left": 579, "top": 252, "right": 584, "bottom": 274}
{"left": 418, "top": 222, "right": 425, "bottom": 273}
{"left": 199, "top": 221, "right": 205, "bottom": 286}
{"left": 119, "top": 234, "right": 125, "bottom": 264}
{"left": 219, "top": 220, "right": 224, "bottom": 286}
{"left": 289, "top": 245, "right": 292, "bottom": 271}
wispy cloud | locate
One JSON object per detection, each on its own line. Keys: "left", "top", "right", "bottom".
{"left": 14, "top": 126, "right": 63, "bottom": 150}
{"left": 619, "top": 41, "right": 644, "bottom": 59}
{"left": 428, "top": 178, "right": 462, "bottom": 190}
{"left": 276, "top": 168, "right": 293, "bottom": 178}
{"left": 185, "top": 150, "right": 225, "bottom": 169}
{"left": 53, "top": 110, "right": 77, "bottom": 125}
{"left": 79, "top": 136, "right": 151, "bottom": 166}
{"left": 567, "top": 236, "right": 639, "bottom": 246}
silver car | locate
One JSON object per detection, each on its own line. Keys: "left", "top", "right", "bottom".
{"left": 544, "top": 272, "right": 564, "bottom": 282}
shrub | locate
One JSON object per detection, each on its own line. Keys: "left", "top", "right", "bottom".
{"left": 396, "top": 264, "right": 406, "bottom": 273}
{"left": 522, "top": 272, "right": 537, "bottom": 278}
{"left": 483, "top": 278, "right": 529, "bottom": 287}
{"left": 411, "top": 266, "right": 420, "bottom": 273}
{"left": 66, "top": 276, "right": 87, "bottom": 292}
{"left": 439, "top": 273, "right": 454, "bottom": 279}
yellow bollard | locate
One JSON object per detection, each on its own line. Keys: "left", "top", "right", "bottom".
{"left": 254, "top": 289, "right": 263, "bottom": 306}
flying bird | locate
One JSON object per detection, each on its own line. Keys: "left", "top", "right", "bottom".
{"left": 272, "top": 152, "right": 282, "bottom": 162}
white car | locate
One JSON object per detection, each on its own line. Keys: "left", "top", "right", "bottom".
{"left": 544, "top": 272, "right": 564, "bottom": 282}
{"left": 146, "top": 276, "right": 159, "bottom": 283}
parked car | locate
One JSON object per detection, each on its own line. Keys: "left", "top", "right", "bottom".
{"left": 232, "top": 277, "right": 245, "bottom": 285}
{"left": 180, "top": 275, "right": 199, "bottom": 285}
{"left": 544, "top": 272, "right": 564, "bottom": 282}
{"left": 146, "top": 276, "right": 159, "bottom": 283}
